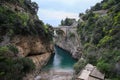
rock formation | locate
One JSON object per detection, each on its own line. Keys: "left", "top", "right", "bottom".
{"left": 11, "top": 35, "right": 54, "bottom": 68}
{"left": 54, "top": 26, "right": 82, "bottom": 59}
{"left": 0, "top": 0, "right": 54, "bottom": 79}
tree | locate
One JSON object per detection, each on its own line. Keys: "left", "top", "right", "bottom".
{"left": 31, "top": 2, "right": 39, "bottom": 14}
{"left": 60, "top": 18, "right": 76, "bottom": 26}
{"left": 61, "top": 19, "right": 64, "bottom": 25}
{"left": 74, "top": 59, "right": 87, "bottom": 74}
{"left": 0, "top": 45, "right": 35, "bottom": 80}
{"left": 24, "top": 0, "right": 39, "bottom": 14}
{"left": 91, "top": 3, "right": 102, "bottom": 11}
{"left": 79, "top": 13, "right": 84, "bottom": 17}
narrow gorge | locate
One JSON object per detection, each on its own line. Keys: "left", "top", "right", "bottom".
{"left": 53, "top": 25, "right": 82, "bottom": 59}
{"left": 0, "top": 0, "right": 120, "bottom": 80}
{"left": 38, "top": 45, "right": 77, "bottom": 80}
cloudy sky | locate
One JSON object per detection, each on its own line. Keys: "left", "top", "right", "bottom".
{"left": 31, "top": 0, "right": 102, "bottom": 26}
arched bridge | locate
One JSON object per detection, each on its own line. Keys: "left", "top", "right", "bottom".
{"left": 53, "top": 26, "right": 77, "bottom": 37}
{"left": 53, "top": 25, "right": 82, "bottom": 59}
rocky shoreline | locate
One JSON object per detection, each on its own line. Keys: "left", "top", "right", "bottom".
{"left": 37, "top": 69, "right": 74, "bottom": 80}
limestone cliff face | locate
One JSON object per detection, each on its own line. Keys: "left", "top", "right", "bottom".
{"left": 11, "top": 35, "right": 52, "bottom": 57}
{"left": 0, "top": 0, "right": 54, "bottom": 73}
{"left": 28, "top": 53, "right": 51, "bottom": 69}
{"left": 0, "top": 0, "right": 54, "bottom": 79}
{"left": 11, "top": 35, "right": 53, "bottom": 79}
{"left": 54, "top": 26, "right": 82, "bottom": 59}
{"left": 10, "top": 35, "right": 53, "bottom": 70}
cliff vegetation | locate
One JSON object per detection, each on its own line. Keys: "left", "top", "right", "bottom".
{"left": 0, "top": 0, "right": 53, "bottom": 80}
{"left": 75, "top": 0, "right": 120, "bottom": 79}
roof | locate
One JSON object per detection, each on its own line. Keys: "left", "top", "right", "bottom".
{"left": 93, "top": 10, "right": 108, "bottom": 15}
{"left": 88, "top": 76, "right": 100, "bottom": 80}
{"left": 90, "top": 67, "right": 105, "bottom": 80}
{"left": 78, "top": 70, "right": 91, "bottom": 80}
{"left": 85, "top": 64, "right": 94, "bottom": 71}
{"left": 77, "top": 64, "right": 105, "bottom": 80}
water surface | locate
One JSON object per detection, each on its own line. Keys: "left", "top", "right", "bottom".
{"left": 43, "top": 45, "right": 77, "bottom": 70}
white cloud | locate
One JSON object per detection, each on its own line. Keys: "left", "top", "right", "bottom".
{"left": 32, "top": 0, "right": 78, "bottom": 5}
{"left": 31, "top": 0, "right": 103, "bottom": 26}
{"left": 32, "top": 0, "right": 102, "bottom": 6}
{"left": 38, "top": 9, "right": 79, "bottom": 20}
{"left": 47, "top": 0, "right": 78, "bottom": 5}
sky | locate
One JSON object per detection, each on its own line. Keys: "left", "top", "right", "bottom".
{"left": 31, "top": 0, "right": 102, "bottom": 27}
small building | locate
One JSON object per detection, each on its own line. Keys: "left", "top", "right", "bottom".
{"left": 76, "top": 64, "right": 105, "bottom": 80}
{"left": 93, "top": 10, "right": 108, "bottom": 16}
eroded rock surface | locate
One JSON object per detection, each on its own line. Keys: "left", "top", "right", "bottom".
{"left": 54, "top": 26, "right": 82, "bottom": 59}
{"left": 11, "top": 35, "right": 52, "bottom": 57}
{"left": 28, "top": 53, "right": 51, "bottom": 69}
{"left": 12, "top": 35, "right": 54, "bottom": 80}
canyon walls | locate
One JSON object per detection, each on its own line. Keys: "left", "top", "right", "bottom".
{"left": 54, "top": 26, "right": 82, "bottom": 59}
{"left": 0, "top": 0, "right": 54, "bottom": 79}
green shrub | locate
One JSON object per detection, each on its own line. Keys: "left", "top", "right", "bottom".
{"left": 0, "top": 46, "right": 35, "bottom": 80}
{"left": 0, "top": 46, "right": 9, "bottom": 54}
{"left": 16, "top": 58, "right": 35, "bottom": 73}
{"left": 7, "top": 45, "right": 18, "bottom": 54}
{"left": 102, "top": 2, "right": 109, "bottom": 9}
{"left": 77, "top": 0, "right": 120, "bottom": 79}
{"left": 86, "top": 54, "right": 97, "bottom": 65}
{"left": 74, "top": 59, "right": 87, "bottom": 74}
{"left": 98, "top": 36, "right": 112, "bottom": 47}
{"left": 0, "top": 37, "right": 3, "bottom": 42}
{"left": 61, "top": 18, "right": 76, "bottom": 26}
{"left": 114, "top": 12, "right": 120, "bottom": 25}
{"left": 69, "top": 32, "right": 75, "bottom": 38}
{"left": 44, "top": 25, "right": 49, "bottom": 33}
{"left": 97, "top": 60, "right": 112, "bottom": 73}
{"left": 17, "top": 12, "right": 29, "bottom": 26}
{"left": 0, "top": 57, "right": 35, "bottom": 80}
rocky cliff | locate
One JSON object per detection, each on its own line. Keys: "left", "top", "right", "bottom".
{"left": 75, "top": 0, "right": 120, "bottom": 79}
{"left": 0, "top": 0, "right": 53, "bottom": 79}
{"left": 11, "top": 35, "right": 53, "bottom": 68}
{"left": 54, "top": 26, "right": 82, "bottom": 59}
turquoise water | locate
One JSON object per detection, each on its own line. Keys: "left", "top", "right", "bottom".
{"left": 43, "top": 46, "right": 77, "bottom": 70}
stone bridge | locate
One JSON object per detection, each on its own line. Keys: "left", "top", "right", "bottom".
{"left": 53, "top": 26, "right": 82, "bottom": 59}
{"left": 53, "top": 26, "right": 76, "bottom": 37}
